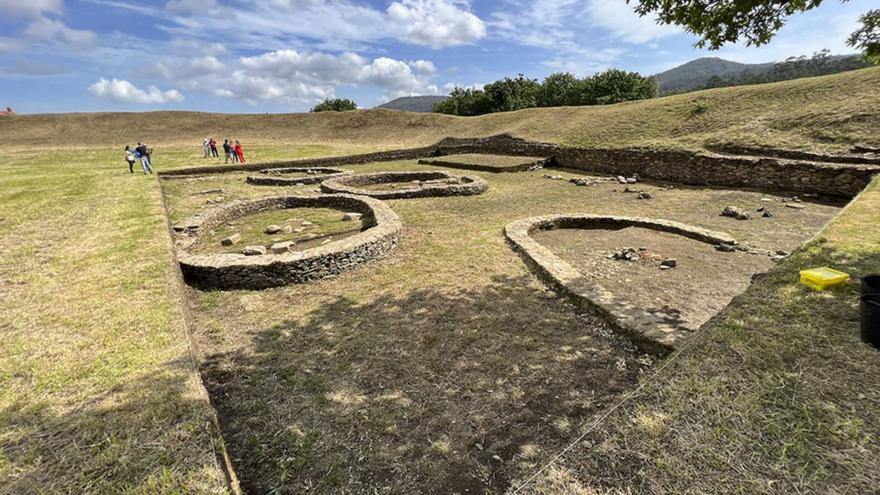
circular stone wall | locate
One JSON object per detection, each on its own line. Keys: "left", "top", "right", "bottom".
{"left": 174, "top": 194, "right": 401, "bottom": 290}
{"left": 245, "top": 167, "right": 351, "bottom": 186}
{"left": 320, "top": 171, "right": 488, "bottom": 199}
{"left": 505, "top": 214, "right": 736, "bottom": 354}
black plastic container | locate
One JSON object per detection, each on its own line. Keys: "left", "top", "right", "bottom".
{"left": 862, "top": 275, "right": 880, "bottom": 296}
{"left": 861, "top": 295, "right": 880, "bottom": 348}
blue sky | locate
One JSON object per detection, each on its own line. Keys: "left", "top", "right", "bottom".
{"left": 0, "top": 0, "right": 874, "bottom": 113}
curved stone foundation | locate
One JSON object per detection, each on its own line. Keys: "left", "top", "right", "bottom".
{"left": 245, "top": 167, "right": 351, "bottom": 186}
{"left": 320, "top": 171, "right": 488, "bottom": 199}
{"left": 417, "top": 155, "right": 548, "bottom": 173}
{"left": 174, "top": 194, "right": 401, "bottom": 290}
{"left": 505, "top": 214, "right": 737, "bottom": 354}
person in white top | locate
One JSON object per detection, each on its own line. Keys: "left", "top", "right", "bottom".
{"left": 124, "top": 145, "right": 135, "bottom": 173}
{"left": 203, "top": 138, "right": 210, "bottom": 158}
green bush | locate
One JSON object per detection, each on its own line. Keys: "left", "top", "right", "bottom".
{"left": 310, "top": 98, "right": 358, "bottom": 112}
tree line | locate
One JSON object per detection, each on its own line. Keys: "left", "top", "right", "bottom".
{"left": 433, "top": 69, "right": 658, "bottom": 116}
{"left": 701, "top": 50, "right": 871, "bottom": 91}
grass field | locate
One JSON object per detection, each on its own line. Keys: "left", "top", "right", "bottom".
{"left": 0, "top": 144, "right": 376, "bottom": 494}
{"left": 1, "top": 68, "right": 879, "bottom": 494}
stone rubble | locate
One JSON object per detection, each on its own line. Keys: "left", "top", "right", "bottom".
{"left": 721, "top": 206, "right": 751, "bottom": 220}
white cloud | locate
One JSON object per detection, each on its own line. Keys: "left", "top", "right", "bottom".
{"left": 24, "top": 17, "right": 96, "bottom": 50}
{"left": 5, "top": 60, "right": 68, "bottom": 76}
{"left": 148, "top": 56, "right": 226, "bottom": 80}
{"left": 0, "top": 37, "right": 21, "bottom": 52}
{"left": 583, "top": 0, "right": 680, "bottom": 44}
{"left": 409, "top": 59, "right": 437, "bottom": 75}
{"left": 0, "top": 0, "right": 62, "bottom": 18}
{"left": 387, "top": 0, "right": 486, "bottom": 48}
{"left": 88, "top": 78, "right": 184, "bottom": 104}
{"left": 166, "top": 0, "right": 216, "bottom": 14}
{"left": 442, "top": 81, "right": 484, "bottom": 92}
{"left": 489, "top": 0, "right": 632, "bottom": 75}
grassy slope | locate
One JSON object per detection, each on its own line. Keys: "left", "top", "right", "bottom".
{"left": 2, "top": 67, "right": 879, "bottom": 152}
{"left": 0, "top": 144, "right": 374, "bottom": 493}
{"left": 521, "top": 177, "right": 880, "bottom": 494}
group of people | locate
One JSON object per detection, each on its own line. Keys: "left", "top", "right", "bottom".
{"left": 123, "top": 142, "right": 154, "bottom": 174}
{"left": 122, "top": 138, "right": 246, "bottom": 175}
{"left": 204, "top": 137, "right": 246, "bottom": 164}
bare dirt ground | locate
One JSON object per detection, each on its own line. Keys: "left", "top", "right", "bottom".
{"left": 532, "top": 226, "right": 774, "bottom": 331}
{"left": 161, "top": 161, "right": 844, "bottom": 494}
{"left": 191, "top": 207, "right": 364, "bottom": 255}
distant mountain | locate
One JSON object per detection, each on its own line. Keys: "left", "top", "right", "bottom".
{"left": 377, "top": 95, "right": 449, "bottom": 113}
{"left": 654, "top": 57, "right": 775, "bottom": 94}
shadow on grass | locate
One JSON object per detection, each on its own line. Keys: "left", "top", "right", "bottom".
{"left": 198, "top": 274, "right": 650, "bottom": 494}
{"left": 0, "top": 357, "right": 226, "bottom": 494}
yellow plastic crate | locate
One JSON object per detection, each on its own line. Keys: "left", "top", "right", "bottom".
{"left": 799, "top": 267, "right": 850, "bottom": 291}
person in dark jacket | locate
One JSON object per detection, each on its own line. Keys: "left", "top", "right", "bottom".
{"left": 223, "top": 139, "right": 233, "bottom": 164}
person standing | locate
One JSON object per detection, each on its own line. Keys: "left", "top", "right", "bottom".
{"left": 234, "top": 140, "right": 245, "bottom": 163}
{"left": 136, "top": 142, "right": 153, "bottom": 174}
{"left": 210, "top": 138, "right": 219, "bottom": 158}
{"left": 203, "top": 138, "right": 210, "bottom": 158}
{"left": 124, "top": 145, "right": 136, "bottom": 173}
{"left": 223, "top": 139, "right": 233, "bottom": 164}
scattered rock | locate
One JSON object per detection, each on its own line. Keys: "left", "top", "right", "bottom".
{"left": 625, "top": 177, "right": 637, "bottom": 184}
{"left": 321, "top": 238, "right": 333, "bottom": 245}
{"left": 194, "top": 188, "right": 224, "bottom": 195}
{"left": 570, "top": 178, "right": 592, "bottom": 186}
{"left": 342, "top": 212, "right": 363, "bottom": 221}
{"left": 281, "top": 225, "right": 293, "bottom": 234}
{"left": 637, "top": 191, "right": 652, "bottom": 200}
{"left": 242, "top": 245, "right": 267, "bottom": 256}
{"left": 301, "top": 220, "right": 315, "bottom": 226}
{"left": 609, "top": 247, "right": 641, "bottom": 261}
{"left": 776, "top": 249, "right": 789, "bottom": 256}
{"left": 220, "top": 233, "right": 241, "bottom": 246}
{"left": 270, "top": 241, "right": 294, "bottom": 254}
{"left": 616, "top": 176, "right": 627, "bottom": 184}
{"left": 660, "top": 258, "right": 677, "bottom": 269}
{"left": 756, "top": 206, "right": 765, "bottom": 212}
{"left": 785, "top": 203, "right": 807, "bottom": 210}
{"left": 544, "top": 174, "right": 564, "bottom": 180}
{"left": 294, "top": 227, "right": 305, "bottom": 233}
{"left": 715, "top": 243, "right": 736, "bottom": 252}
{"left": 265, "top": 224, "right": 283, "bottom": 234}
{"left": 761, "top": 197, "right": 774, "bottom": 202}
{"left": 762, "top": 210, "right": 774, "bottom": 218}
{"left": 721, "top": 206, "right": 750, "bottom": 220}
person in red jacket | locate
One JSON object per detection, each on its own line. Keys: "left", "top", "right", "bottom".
{"left": 234, "top": 140, "right": 245, "bottom": 163}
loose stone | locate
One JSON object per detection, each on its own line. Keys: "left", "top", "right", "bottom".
{"left": 342, "top": 212, "right": 363, "bottom": 221}
{"left": 270, "top": 241, "right": 294, "bottom": 254}
{"left": 660, "top": 258, "right": 677, "bottom": 269}
{"left": 242, "top": 245, "right": 267, "bottom": 256}
{"left": 721, "top": 206, "right": 750, "bottom": 220}
{"left": 265, "top": 225, "right": 283, "bottom": 234}
{"left": 220, "top": 233, "right": 241, "bottom": 246}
